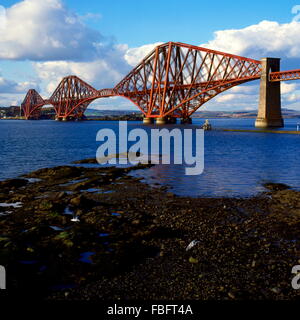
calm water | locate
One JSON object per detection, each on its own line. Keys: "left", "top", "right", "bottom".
{"left": 1, "top": 118, "right": 300, "bottom": 198}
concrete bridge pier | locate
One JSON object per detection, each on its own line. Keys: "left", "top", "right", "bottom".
{"left": 143, "top": 117, "right": 154, "bottom": 124}
{"left": 255, "top": 58, "right": 284, "bottom": 128}
{"left": 167, "top": 117, "right": 177, "bottom": 124}
{"left": 155, "top": 117, "right": 177, "bottom": 125}
{"left": 181, "top": 118, "right": 192, "bottom": 124}
{"left": 156, "top": 117, "right": 167, "bottom": 125}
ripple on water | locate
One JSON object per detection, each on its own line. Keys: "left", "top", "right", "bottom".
{"left": 2, "top": 119, "right": 300, "bottom": 198}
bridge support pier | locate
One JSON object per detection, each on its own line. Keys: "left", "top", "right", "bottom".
{"left": 156, "top": 117, "right": 167, "bottom": 125}
{"left": 181, "top": 118, "right": 192, "bottom": 124}
{"left": 155, "top": 117, "right": 177, "bottom": 125}
{"left": 167, "top": 117, "right": 177, "bottom": 124}
{"left": 143, "top": 117, "right": 154, "bottom": 124}
{"left": 62, "top": 117, "right": 68, "bottom": 122}
{"left": 255, "top": 58, "right": 284, "bottom": 128}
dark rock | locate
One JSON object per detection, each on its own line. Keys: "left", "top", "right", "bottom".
{"left": 263, "top": 183, "right": 291, "bottom": 191}
{"left": 57, "top": 192, "right": 67, "bottom": 200}
{"left": 69, "top": 177, "right": 103, "bottom": 191}
{"left": 0, "top": 179, "right": 28, "bottom": 189}
{"left": 0, "top": 193, "right": 6, "bottom": 200}
{"left": 189, "top": 257, "right": 199, "bottom": 264}
{"left": 70, "top": 195, "right": 84, "bottom": 207}
{"left": 25, "top": 166, "right": 82, "bottom": 180}
{"left": 72, "top": 158, "right": 98, "bottom": 164}
{"left": 69, "top": 195, "right": 99, "bottom": 209}
{"left": 132, "top": 220, "right": 141, "bottom": 226}
{"left": 1, "top": 161, "right": 299, "bottom": 301}
{"left": 39, "top": 200, "right": 54, "bottom": 211}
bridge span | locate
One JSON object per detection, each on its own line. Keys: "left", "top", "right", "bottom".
{"left": 21, "top": 42, "right": 300, "bottom": 127}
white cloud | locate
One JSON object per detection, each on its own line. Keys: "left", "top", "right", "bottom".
{"left": 33, "top": 42, "right": 162, "bottom": 95}
{"left": 229, "top": 84, "right": 258, "bottom": 94}
{"left": 0, "top": 5, "right": 6, "bottom": 29}
{"left": 199, "top": 20, "right": 300, "bottom": 110}
{"left": 216, "top": 93, "right": 257, "bottom": 104}
{"left": 281, "top": 82, "right": 298, "bottom": 94}
{"left": 0, "top": 0, "right": 103, "bottom": 61}
{"left": 0, "top": 0, "right": 163, "bottom": 104}
{"left": 202, "top": 20, "right": 300, "bottom": 62}
{"left": 0, "top": 93, "right": 26, "bottom": 106}
{"left": 124, "top": 42, "right": 163, "bottom": 66}
{"left": 88, "top": 96, "right": 137, "bottom": 110}
{"left": 215, "top": 93, "right": 236, "bottom": 103}
{"left": 0, "top": 74, "right": 39, "bottom": 94}
{"left": 81, "top": 13, "right": 102, "bottom": 22}
{"left": 0, "top": 0, "right": 164, "bottom": 97}
{"left": 286, "top": 92, "right": 300, "bottom": 102}
{"left": 34, "top": 56, "right": 128, "bottom": 95}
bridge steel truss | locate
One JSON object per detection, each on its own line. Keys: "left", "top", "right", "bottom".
{"left": 21, "top": 42, "right": 300, "bottom": 121}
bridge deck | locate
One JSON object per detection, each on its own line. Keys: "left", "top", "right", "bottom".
{"left": 270, "top": 69, "right": 300, "bottom": 82}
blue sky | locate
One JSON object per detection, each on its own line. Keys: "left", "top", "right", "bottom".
{"left": 4, "top": 0, "right": 296, "bottom": 47}
{"left": 63, "top": 0, "right": 297, "bottom": 46}
{"left": 1, "top": 0, "right": 300, "bottom": 110}
{"left": 20, "top": 0, "right": 300, "bottom": 46}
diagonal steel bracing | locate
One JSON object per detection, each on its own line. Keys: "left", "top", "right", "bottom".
{"left": 21, "top": 42, "right": 300, "bottom": 120}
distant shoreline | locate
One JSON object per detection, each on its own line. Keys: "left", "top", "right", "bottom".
{"left": 221, "top": 128, "right": 300, "bottom": 135}
{"left": 2, "top": 107, "right": 300, "bottom": 120}
{"left": 1, "top": 116, "right": 300, "bottom": 120}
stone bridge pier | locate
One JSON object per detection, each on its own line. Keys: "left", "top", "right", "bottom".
{"left": 255, "top": 58, "right": 284, "bottom": 128}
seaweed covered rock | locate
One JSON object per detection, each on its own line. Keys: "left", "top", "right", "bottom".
{"left": 72, "top": 158, "right": 98, "bottom": 164}
{"left": 24, "top": 166, "right": 82, "bottom": 180}
{"left": 264, "top": 183, "right": 291, "bottom": 191}
{"left": 0, "top": 178, "right": 28, "bottom": 189}
{"left": 69, "top": 194, "right": 100, "bottom": 209}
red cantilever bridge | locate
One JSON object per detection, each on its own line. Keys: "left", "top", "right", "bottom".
{"left": 21, "top": 42, "right": 300, "bottom": 127}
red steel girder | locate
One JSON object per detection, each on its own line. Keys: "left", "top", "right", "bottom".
{"left": 21, "top": 42, "right": 300, "bottom": 120}
{"left": 270, "top": 69, "right": 300, "bottom": 82}
{"left": 21, "top": 89, "right": 46, "bottom": 119}
{"left": 49, "top": 75, "right": 100, "bottom": 119}
{"left": 114, "top": 42, "right": 262, "bottom": 119}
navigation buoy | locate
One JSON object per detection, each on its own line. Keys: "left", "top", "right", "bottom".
{"left": 202, "top": 120, "right": 212, "bottom": 131}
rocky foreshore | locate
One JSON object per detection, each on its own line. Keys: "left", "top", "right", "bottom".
{"left": 0, "top": 162, "right": 299, "bottom": 301}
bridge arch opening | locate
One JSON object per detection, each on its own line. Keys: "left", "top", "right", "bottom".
{"left": 199, "top": 81, "right": 260, "bottom": 112}
{"left": 84, "top": 96, "right": 141, "bottom": 118}
{"left": 22, "top": 103, "right": 56, "bottom": 120}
